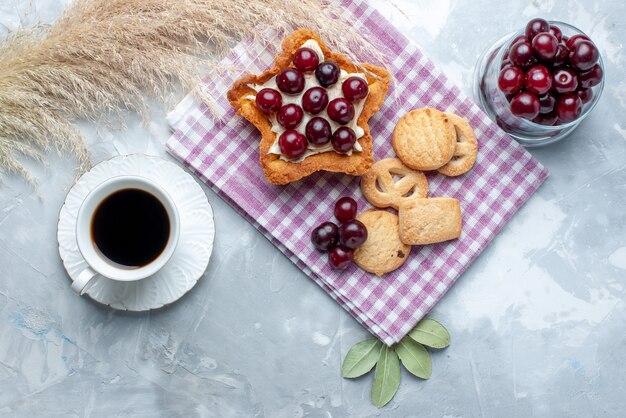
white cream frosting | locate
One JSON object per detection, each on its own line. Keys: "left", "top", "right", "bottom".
{"left": 246, "top": 39, "right": 368, "bottom": 163}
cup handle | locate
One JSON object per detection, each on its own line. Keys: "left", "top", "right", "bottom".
{"left": 71, "top": 267, "right": 99, "bottom": 295}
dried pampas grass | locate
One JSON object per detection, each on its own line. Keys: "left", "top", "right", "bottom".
{"left": 0, "top": 0, "right": 386, "bottom": 182}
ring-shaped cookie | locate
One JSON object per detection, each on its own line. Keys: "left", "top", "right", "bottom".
{"left": 360, "top": 158, "right": 428, "bottom": 210}
{"left": 437, "top": 113, "right": 478, "bottom": 177}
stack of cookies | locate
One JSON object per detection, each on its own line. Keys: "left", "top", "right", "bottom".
{"left": 353, "top": 108, "right": 478, "bottom": 276}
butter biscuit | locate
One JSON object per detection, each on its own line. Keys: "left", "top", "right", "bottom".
{"left": 353, "top": 210, "right": 411, "bottom": 276}
{"left": 392, "top": 108, "right": 456, "bottom": 171}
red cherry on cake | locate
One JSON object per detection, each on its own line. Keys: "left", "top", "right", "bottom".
{"left": 498, "top": 66, "right": 524, "bottom": 94}
{"left": 531, "top": 32, "right": 558, "bottom": 61}
{"left": 509, "top": 40, "right": 537, "bottom": 68}
{"left": 556, "top": 93, "right": 582, "bottom": 123}
{"left": 255, "top": 88, "right": 282, "bottom": 113}
{"left": 334, "top": 197, "right": 358, "bottom": 223}
{"left": 538, "top": 92, "right": 556, "bottom": 114}
{"left": 293, "top": 47, "right": 319, "bottom": 72}
{"left": 302, "top": 87, "right": 329, "bottom": 114}
{"left": 565, "top": 34, "right": 590, "bottom": 49}
{"left": 577, "top": 87, "right": 593, "bottom": 104}
{"left": 533, "top": 111, "right": 558, "bottom": 126}
{"left": 277, "top": 104, "right": 304, "bottom": 129}
{"left": 552, "top": 67, "right": 578, "bottom": 94}
{"left": 315, "top": 62, "right": 340, "bottom": 87}
{"left": 311, "top": 222, "right": 339, "bottom": 251}
{"left": 342, "top": 77, "right": 369, "bottom": 101}
{"left": 278, "top": 130, "right": 308, "bottom": 159}
{"left": 524, "top": 65, "right": 552, "bottom": 95}
{"left": 331, "top": 127, "right": 356, "bottom": 153}
{"left": 548, "top": 25, "right": 562, "bottom": 41}
{"left": 509, "top": 92, "right": 540, "bottom": 119}
{"left": 276, "top": 68, "right": 305, "bottom": 94}
{"left": 578, "top": 64, "right": 603, "bottom": 88}
{"left": 305, "top": 117, "right": 332, "bottom": 145}
{"left": 327, "top": 98, "right": 355, "bottom": 124}
{"left": 329, "top": 245, "right": 353, "bottom": 270}
{"left": 525, "top": 18, "right": 550, "bottom": 41}
{"left": 339, "top": 220, "right": 368, "bottom": 249}
{"left": 568, "top": 40, "right": 599, "bottom": 71}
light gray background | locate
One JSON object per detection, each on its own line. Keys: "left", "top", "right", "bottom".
{"left": 1, "top": 0, "right": 625, "bottom": 416}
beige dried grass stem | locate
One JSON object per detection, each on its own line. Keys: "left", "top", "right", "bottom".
{"left": 0, "top": 0, "right": 387, "bottom": 182}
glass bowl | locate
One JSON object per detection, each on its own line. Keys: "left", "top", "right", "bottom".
{"left": 473, "top": 21, "right": 605, "bottom": 147}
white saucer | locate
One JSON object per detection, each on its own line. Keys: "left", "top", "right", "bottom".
{"left": 57, "top": 154, "right": 215, "bottom": 311}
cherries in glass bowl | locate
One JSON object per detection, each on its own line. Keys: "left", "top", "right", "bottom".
{"left": 311, "top": 197, "right": 368, "bottom": 270}
{"left": 497, "top": 18, "right": 603, "bottom": 127}
{"left": 473, "top": 18, "right": 606, "bottom": 146}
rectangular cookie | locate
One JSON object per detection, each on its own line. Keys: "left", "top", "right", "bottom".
{"left": 398, "top": 197, "right": 462, "bottom": 245}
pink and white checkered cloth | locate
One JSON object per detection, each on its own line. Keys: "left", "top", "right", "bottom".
{"left": 166, "top": 0, "right": 548, "bottom": 345}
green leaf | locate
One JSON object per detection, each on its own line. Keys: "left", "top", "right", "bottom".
{"left": 408, "top": 318, "right": 451, "bottom": 349}
{"left": 341, "top": 338, "right": 382, "bottom": 378}
{"left": 371, "top": 345, "right": 401, "bottom": 407}
{"left": 396, "top": 338, "right": 432, "bottom": 379}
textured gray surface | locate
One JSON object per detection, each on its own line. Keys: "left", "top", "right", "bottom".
{"left": 1, "top": 0, "right": 625, "bottom": 416}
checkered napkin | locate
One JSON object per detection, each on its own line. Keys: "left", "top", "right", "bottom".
{"left": 165, "top": 0, "right": 548, "bottom": 345}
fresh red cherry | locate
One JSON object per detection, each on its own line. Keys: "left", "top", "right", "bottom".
{"left": 578, "top": 63, "right": 603, "bottom": 88}
{"left": 334, "top": 197, "right": 358, "bottom": 223}
{"left": 552, "top": 67, "right": 578, "bottom": 94}
{"left": 293, "top": 47, "right": 319, "bottom": 72}
{"left": 278, "top": 130, "right": 308, "bottom": 159}
{"left": 339, "top": 220, "right": 368, "bottom": 249}
{"left": 327, "top": 98, "right": 355, "bottom": 124}
{"left": 511, "top": 35, "right": 527, "bottom": 45}
{"left": 276, "top": 68, "right": 305, "bottom": 94}
{"left": 556, "top": 93, "right": 582, "bottom": 123}
{"left": 525, "top": 18, "right": 550, "bottom": 41}
{"left": 302, "top": 87, "right": 329, "bottom": 114}
{"left": 568, "top": 40, "right": 599, "bottom": 71}
{"left": 342, "top": 77, "right": 369, "bottom": 101}
{"left": 533, "top": 111, "right": 558, "bottom": 126}
{"left": 538, "top": 92, "right": 556, "bottom": 114}
{"left": 548, "top": 25, "right": 562, "bottom": 41}
{"left": 305, "top": 117, "right": 332, "bottom": 145}
{"left": 565, "top": 34, "right": 590, "bottom": 49}
{"left": 255, "top": 88, "right": 282, "bottom": 113}
{"left": 331, "top": 127, "right": 357, "bottom": 153}
{"left": 315, "top": 62, "right": 340, "bottom": 87}
{"left": 498, "top": 66, "right": 524, "bottom": 95}
{"left": 509, "top": 92, "right": 540, "bottom": 120}
{"left": 532, "top": 32, "right": 558, "bottom": 61}
{"left": 577, "top": 87, "right": 593, "bottom": 104}
{"left": 276, "top": 104, "right": 304, "bottom": 129}
{"left": 552, "top": 44, "right": 569, "bottom": 67}
{"left": 328, "top": 245, "right": 353, "bottom": 270}
{"left": 509, "top": 40, "right": 537, "bottom": 68}
{"left": 524, "top": 65, "right": 552, "bottom": 95}
{"left": 311, "top": 222, "right": 339, "bottom": 251}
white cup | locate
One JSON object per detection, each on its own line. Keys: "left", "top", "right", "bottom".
{"left": 72, "top": 175, "right": 180, "bottom": 295}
